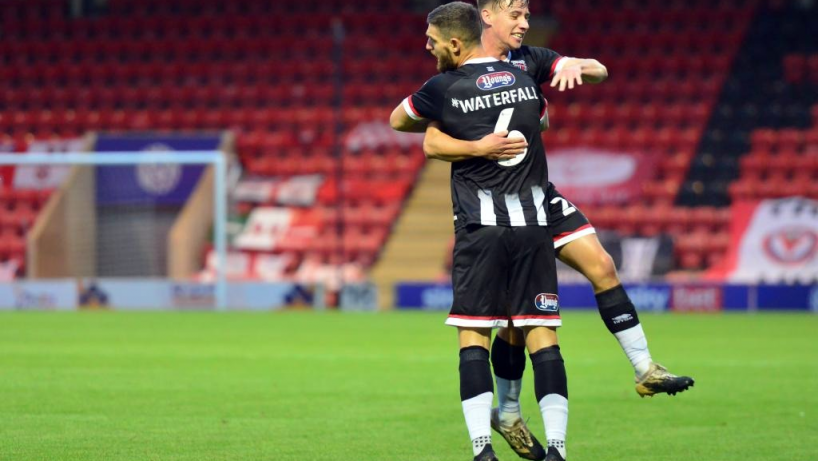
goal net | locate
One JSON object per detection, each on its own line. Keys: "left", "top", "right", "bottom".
{"left": 0, "top": 149, "right": 228, "bottom": 309}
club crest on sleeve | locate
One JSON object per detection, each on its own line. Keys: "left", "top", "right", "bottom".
{"left": 510, "top": 60, "right": 528, "bottom": 71}
{"left": 534, "top": 293, "right": 559, "bottom": 312}
{"left": 476, "top": 71, "right": 516, "bottom": 91}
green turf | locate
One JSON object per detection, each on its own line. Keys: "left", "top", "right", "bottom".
{"left": 1, "top": 311, "right": 816, "bottom": 461}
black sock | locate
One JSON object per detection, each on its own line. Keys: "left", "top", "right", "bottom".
{"left": 596, "top": 284, "right": 640, "bottom": 334}
{"left": 459, "top": 346, "right": 493, "bottom": 400}
{"left": 530, "top": 345, "right": 567, "bottom": 401}
{"left": 491, "top": 334, "right": 526, "bottom": 380}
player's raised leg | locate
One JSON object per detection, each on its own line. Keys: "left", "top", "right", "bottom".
{"left": 490, "top": 327, "right": 546, "bottom": 460}
{"left": 557, "top": 233, "right": 694, "bottom": 397}
{"left": 459, "top": 327, "right": 499, "bottom": 461}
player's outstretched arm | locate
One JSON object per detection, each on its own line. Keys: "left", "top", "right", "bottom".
{"left": 389, "top": 103, "right": 429, "bottom": 133}
{"left": 424, "top": 122, "right": 526, "bottom": 162}
{"left": 550, "top": 58, "right": 608, "bottom": 91}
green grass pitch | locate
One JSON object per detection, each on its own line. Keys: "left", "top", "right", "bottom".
{"left": 1, "top": 310, "right": 816, "bottom": 461}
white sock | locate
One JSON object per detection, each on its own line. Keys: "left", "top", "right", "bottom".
{"left": 614, "top": 324, "right": 653, "bottom": 377}
{"left": 539, "top": 394, "right": 568, "bottom": 459}
{"left": 462, "top": 391, "right": 493, "bottom": 455}
{"left": 495, "top": 377, "right": 522, "bottom": 424}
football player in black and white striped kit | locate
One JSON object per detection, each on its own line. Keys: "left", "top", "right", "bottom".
{"left": 422, "top": 1, "right": 694, "bottom": 459}
{"left": 390, "top": 3, "right": 567, "bottom": 461}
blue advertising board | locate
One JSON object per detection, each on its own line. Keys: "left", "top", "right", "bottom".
{"left": 722, "top": 285, "right": 751, "bottom": 311}
{"left": 624, "top": 283, "right": 672, "bottom": 312}
{"left": 394, "top": 282, "right": 818, "bottom": 312}
{"left": 756, "top": 284, "right": 816, "bottom": 311}
{"left": 94, "top": 134, "right": 221, "bottom": 205}
{"left": 394, "top": 282, "right": 672, "bottom": 311}
{"left": 395, "top": 283, "right": 453, "bottom": 311}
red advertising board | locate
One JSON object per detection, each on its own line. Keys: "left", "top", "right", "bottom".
{"left": 546, "top": 147, "right": 656, "bottom": 205}
{"left": 671, "top": 285, "right": 723, "bottom": 312}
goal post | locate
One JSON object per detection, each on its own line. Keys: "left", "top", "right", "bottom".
{"left": 0, "top": 151, "right": 229, "bottom": 310}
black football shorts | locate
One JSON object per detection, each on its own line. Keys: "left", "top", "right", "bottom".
{"left": 446, "top": 225, "right": 560, "bottom": 329}
{"left": 547, "top": 183, "right": 596, "bottom": 249}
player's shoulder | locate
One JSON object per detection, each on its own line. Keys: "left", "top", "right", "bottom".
{"left": 492, "top": 60, "right": 537, "bottom": 83}
{"left": 421, "top": 70, "right": 467, "bottom": 91}
{"left": 510, "top": 45, "right": 560, "bottom": 60}
{"left": 461, "top": 59, "right": 523, "bottom": 76}
{"left": 492, "top": 60, "right": 531, "bottom": 80}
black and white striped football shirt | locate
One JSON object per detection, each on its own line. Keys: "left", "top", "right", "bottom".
{"left": 403, "top": 58, "right": 550, "bottom": 230}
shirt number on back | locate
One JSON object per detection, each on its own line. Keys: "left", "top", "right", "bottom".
{"left": 493, "top": 108, "right": 527, "bottom": 167}
{"left": 551, "top": 197, "right": 576, "bottom": 217}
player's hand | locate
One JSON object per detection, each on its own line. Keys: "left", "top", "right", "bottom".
{"left": 550, "top": 64, "right": 584, "bottom": 92}
{"left": 475, "top": 131, "right": 528, "bottom": 160}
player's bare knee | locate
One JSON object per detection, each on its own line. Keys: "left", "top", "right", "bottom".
{"left": 521, "top": 325, "right": 558, "bottom": 352}
{"left": 458, "top": 327, "right": 492, "bottom": 349}
{"left": 589, "top": 251, "right": 620, "bottom": 292}
{"left": 598, "top": 251, "right": 618, "bottom": 279}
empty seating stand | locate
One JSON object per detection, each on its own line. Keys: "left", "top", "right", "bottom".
{"left": 0, "top": 0, "right": 762, "bottom": 276}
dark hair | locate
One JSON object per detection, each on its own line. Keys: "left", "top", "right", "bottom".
{"left": 427, "top": 2, "right": 482, "bottom": 47}
{"left": 476, "top": 0, "right": 530, "bottom": 11}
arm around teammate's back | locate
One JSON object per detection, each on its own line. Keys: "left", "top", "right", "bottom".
{"left": 423, "top": 122, "right": 526, "bottom": 162}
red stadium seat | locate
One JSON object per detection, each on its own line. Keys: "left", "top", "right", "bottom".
{"left": 688, "top": 207, "right": 720, "bottom": 234}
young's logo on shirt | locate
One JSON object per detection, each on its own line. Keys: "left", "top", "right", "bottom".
{"left": 476, "top": 71, "right": 516, "bottom": 91}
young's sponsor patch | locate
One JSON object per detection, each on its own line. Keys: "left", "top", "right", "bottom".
{"left": 476, "top": 71, "right": 516, "bottom": 90}
{"left": 534, "top": 293, "right": 559, "bottom": 312}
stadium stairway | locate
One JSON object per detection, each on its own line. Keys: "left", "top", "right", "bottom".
{"left": 370, "top": 160, "right": 452, "bottom": 309}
